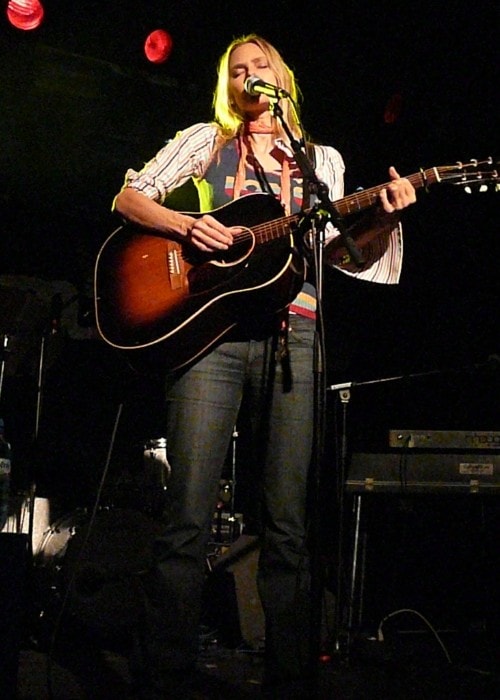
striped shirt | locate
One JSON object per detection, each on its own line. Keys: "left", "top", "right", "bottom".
{"left": 120, "top": 122, "right": 403, "bottom": 295}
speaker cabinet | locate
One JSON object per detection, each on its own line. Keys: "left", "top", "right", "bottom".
{"left": 204, "top": 535, "right": 265, "bottom": 648}
{"left": 347, "top": 493, "right": 499, "bottom": 632}
{"left": 0, "top": 533, "right": 31, "bottom": 699}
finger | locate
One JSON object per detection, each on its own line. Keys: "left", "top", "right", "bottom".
{"left": 193, "top": 233, "right": 230, "bottom": 251}
{"left": 391, "top": 178, "right": 417, "bottom": 206}
{"left": 200, "top": 216, "right": 233, "bottom": 245}
{"left": 402, "top": 181, "right": 417, "bottom": 204}
{"left": 203, "top": 215, "right": 234, "bottom": 241}
{"left": 379, "top": 187, "right": 397, "bottom": 213}
{"left": 190, "top": 223, "right": 231, "bottom": 250}
{"left": 385, "top": 167, "right": 403, "bottom": 209}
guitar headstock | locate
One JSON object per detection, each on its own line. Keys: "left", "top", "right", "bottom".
{"left": 437, "top": 157, "right": 499, "bottom": 193}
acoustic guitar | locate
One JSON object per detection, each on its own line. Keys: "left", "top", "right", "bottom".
{"left": 94, "top": 159, "right": 497, "bottom": 371}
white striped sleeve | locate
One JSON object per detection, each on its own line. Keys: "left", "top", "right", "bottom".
{"left": 121, "top": 123, "right": 218, "bottom": 203}
{"left": 343, "top": 222, "right": 403, "bottom": 284}
{"left": 314, "top": 145, "right": 404, "bottom": 285}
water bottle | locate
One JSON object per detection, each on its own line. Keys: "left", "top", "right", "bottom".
{"left": 0, "top": 418, "right": 12, "bottom": 531}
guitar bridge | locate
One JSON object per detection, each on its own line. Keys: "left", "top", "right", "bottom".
{"left": 167, "top": 243, "right": 183, "bottom": 289}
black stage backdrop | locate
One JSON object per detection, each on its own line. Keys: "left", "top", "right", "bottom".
{"left": 0, "top": 5, "right": 498, "bottom": 624}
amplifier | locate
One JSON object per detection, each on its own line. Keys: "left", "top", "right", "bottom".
{"left": 346, "top": 451, "right": 500, "bottom": 493}
{"left": 388, "top": 429, "right": 500, "bottom": 450}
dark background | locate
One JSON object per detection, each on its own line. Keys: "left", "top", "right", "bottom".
{"left": 0, "top": 1, "right": 498, "bottom": 503}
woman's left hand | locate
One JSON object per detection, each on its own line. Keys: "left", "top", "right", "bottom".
{"left": 379, "top": 166, "right": 417, "bottom": 213}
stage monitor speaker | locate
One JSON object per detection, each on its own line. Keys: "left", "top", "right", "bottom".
{"left": 347, "top": 493, "right": 499, "bottom": 632}
{"left": 204, "top": 535, "right": 265, "bottom": 649}
{"left": 0, "top": 533, "right": 31, "bottom": 700}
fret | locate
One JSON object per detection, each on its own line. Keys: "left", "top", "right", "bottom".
{"left": 221, "top": 161, "right": 496, "bottom": 249}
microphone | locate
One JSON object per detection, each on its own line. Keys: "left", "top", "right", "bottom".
{"left": 244, "top": 75, "right": 290, "bottom": 99}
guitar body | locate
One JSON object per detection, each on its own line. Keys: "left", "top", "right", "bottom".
{"left": 94, "top": 194, "right": 305, "bottom": 371}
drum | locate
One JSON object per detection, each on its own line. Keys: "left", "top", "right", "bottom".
{"left": 1, "top": 493, "right": 50, "bottom": 554}
{"left": 34, "top": 507, "right": 163, "bottom": 642}
{"left": 141, "top": 437, "right": 170, "bottom": 516}
{"left": 143, "top": 437, "right": 170, "bottom": 475}
{"left": 102, "top": 439, "right": 170, "bottom": 516}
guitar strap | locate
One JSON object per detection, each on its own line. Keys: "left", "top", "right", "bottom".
{"left": 251, "top": 139, "right": 316, "bottom": 209}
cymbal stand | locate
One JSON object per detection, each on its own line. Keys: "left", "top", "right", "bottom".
{"left": 227, "top": 424, "right": 239, "bottom": 542}
{"left": 328, "top": 385, "right": 354, "bottom": 659}
{"left": 25, "top": 326, "right": 55, "bottom": 555}
{"left": 0, "top": 334, "right": 9, "bottom": 405}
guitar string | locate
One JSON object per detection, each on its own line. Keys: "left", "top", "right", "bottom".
{"left": 228, "top": 165, "right": 490, "bottom": 246}
{"left": 230, "top": 184, "right": 402, "bottom": 246}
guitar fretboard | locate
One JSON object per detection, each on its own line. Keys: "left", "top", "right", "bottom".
{"left": 227, "top": 162, "right": 495, "bottom": 246}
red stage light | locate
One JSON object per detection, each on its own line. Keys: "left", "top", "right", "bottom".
{"left": 144, "top": 29, "right": 173, "bottom": 64}
{"left": 384, "top": 93, "right": 403, "bottom": 124}
{"left": 6, "top": 0, "right": 45, "bottom": 31}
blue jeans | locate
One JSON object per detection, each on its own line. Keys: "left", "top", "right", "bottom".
{"left": 135, "top": 314, "right": 317, "bottom": 691}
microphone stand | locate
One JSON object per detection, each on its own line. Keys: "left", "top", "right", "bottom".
{"left": 26, "top": 296, "right": 63, "bottom": 556}
{"left": 0, "top": 335, "right": 9, "bottom": 405}
{"left": 270, "top": 101, "right": 365, "bottom": 269}
{"left": 270, "top": 99, "right": 365, "bottom": 695}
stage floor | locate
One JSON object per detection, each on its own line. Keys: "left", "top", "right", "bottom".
{"left": 14, "top": 625, "right": 499, "bottom": 699}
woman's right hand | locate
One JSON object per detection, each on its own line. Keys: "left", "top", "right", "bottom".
{"left": 185, "top": 214, "right": 235, "bottom": 252}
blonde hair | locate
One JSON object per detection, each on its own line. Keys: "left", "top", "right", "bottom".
{"left": 212, "top": 34, "right": 302, "bottom": 142}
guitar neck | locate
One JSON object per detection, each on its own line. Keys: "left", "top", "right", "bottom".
{"left": 249, "top": 160, "right": 495, "bottom": 246}
{"left": 252, "top": 167, "right": 443, "bottom": 245}
{"left": 333, "top": 167, "right": 441, "bottom": 216}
